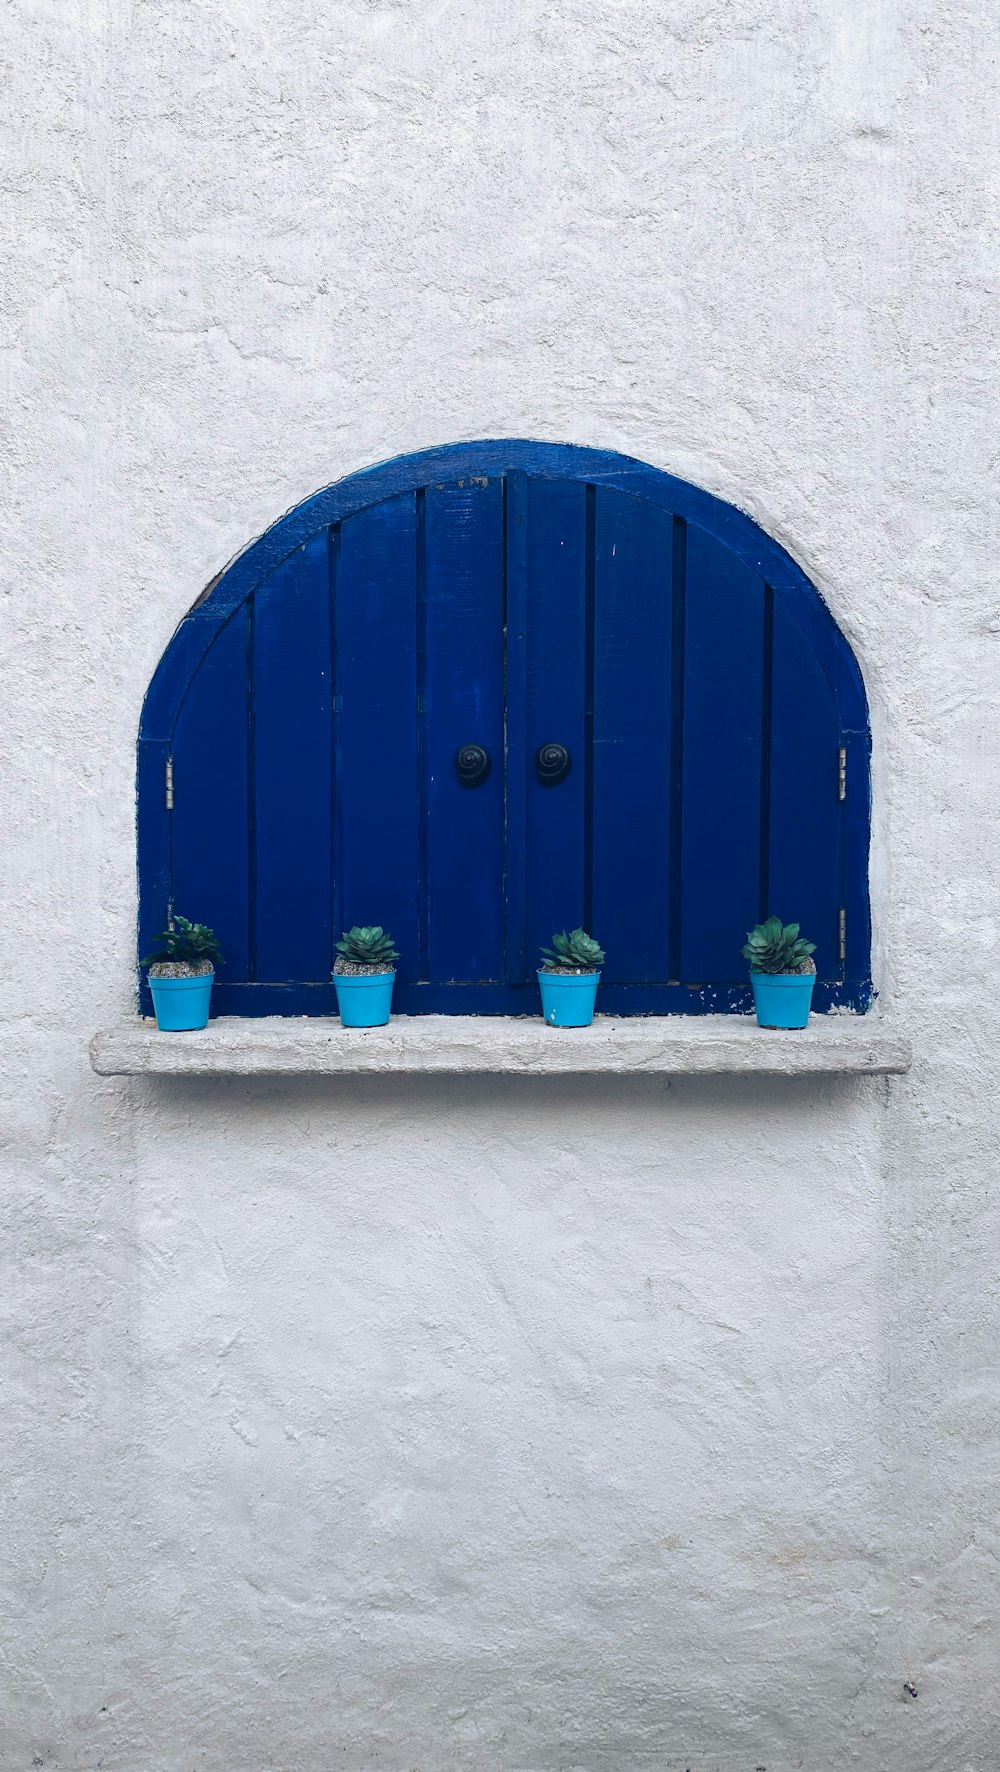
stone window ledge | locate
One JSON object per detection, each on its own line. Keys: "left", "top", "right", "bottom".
{"left": 90, "top": 1014, "right": 911, "bottom": 1079}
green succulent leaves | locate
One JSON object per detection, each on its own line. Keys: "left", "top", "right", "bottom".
{"left": 540, "top": 927, "right": 606, "bottom": 972}
{"left": 142, "top": 914, "right": 223, "bottom": 968}
{"left": 336, "top": 925, "right": 399, "bottom": 967}
{"left": 742, "top": 916, "right": 816, "bottom": 975}
{"left": 142, "top": 917, "right": 819, "bottom": 982}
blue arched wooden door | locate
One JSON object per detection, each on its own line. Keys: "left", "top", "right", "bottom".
{"left": 139, "top": 442, "right": 871, "bottom": 1016}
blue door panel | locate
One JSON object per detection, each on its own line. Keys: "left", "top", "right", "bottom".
{"left": 424, "top": 479, "right": 505, "bottom": 982}
{"left": 253, "top": 533, "right": 333, "bottom": 982}
{"left": 592, "top": 489, "right": 674, "bottom": 982}
{"left": 503, "top": 472, "right": 529, "bottom": 984}
{"left": 141, "top": 443, "right": 872, "bottom": 1016}
{"left": 680, "top": 526, "right": 765, "bottom": 983}
{"left": 336, "top": 494, "right": 420, "bottom": 982}
{"left": 523, "top": 476, "right": 588, "bottom": 977}
{"left": 170, "top": 610, "right": 250, "bottom": 980}
{"left": 768, "top": 599, "right": 842, "bottom": 980}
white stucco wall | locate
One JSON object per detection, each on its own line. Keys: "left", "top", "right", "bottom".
{"left": 3, "top": 2, "right": 999, "bottom": 1767}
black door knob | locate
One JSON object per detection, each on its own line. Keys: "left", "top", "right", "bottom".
{"left": 455, "top": 743, "right": 491, "bottom": 788}
{"left": 536, "top": 742, "right": 571, "bottom": 787}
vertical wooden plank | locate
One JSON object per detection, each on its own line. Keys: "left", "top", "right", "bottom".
{"left": 503, "top": 473, "right": 529, "bottom": 984}
{"left": 330, "top": 522, "right": 344, "bottom": 958}
{"left": 136, "top": 736, "right": 170, "bottom": 1010}
{"left": 667, "top": 517, "right": 687, "bottom": 982}
{"left": 336, "top": 493, "right": 419, "bottom": 981}
{"left": 768, "top": 598, "right": 842, "bottom": 980}
{"left": 591, "top": 488, "right": 673, "bottom": 981}
{"left": 169, "top": 609, "right": 250, "bottom": 980}
{"left": 839, "top": 724, "right": 872, "bottom": 998}
{"left": 679, "top": 528, "right": 764, "bottom": 982}
{"left": 524, "top": 478, "right": 589, "bottom": 973}
{"left": 252, "top": 532, "right": 332, "bottom": 981}
{"left": 424, "top": 478, "right": 505, "bottom": 982}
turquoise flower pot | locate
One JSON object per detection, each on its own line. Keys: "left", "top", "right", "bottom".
{"left": 750, "top": 971, "right": 816, "bottom": 1029}
{"left": 333, "top": 970, "right": 396, "bottom": 1027}
{"left": 149, "top": 970, "right": 214, "bottom": 1031}
{"left": 537, "top": 969, "right": 600, "bottom": 1027}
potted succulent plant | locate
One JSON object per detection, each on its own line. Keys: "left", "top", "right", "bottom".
{"left": 743, "top": 916, "right": 817, "bottom": 1029}
{"left": 333, "top": 926, "right": 399, "bottom": 1027}
{"left": 143, "top": 915, "right": 222, "bottom": 1031}
{"left": 537, "top": 928, "right": 605, "bottom": 1027}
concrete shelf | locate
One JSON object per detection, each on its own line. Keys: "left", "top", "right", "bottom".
{"left": 90, "top": 1014, "right": 911, "bottom": 1079}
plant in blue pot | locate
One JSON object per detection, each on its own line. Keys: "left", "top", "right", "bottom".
{"left": 743, "top": 917, "right": 817, "bottom": 1029}
{"left": 143, "top": 915, "right": 222, "bottom": 1031}
{"left": 537, "top": 928, "right": 605, "bottom": 1027}
{"left": 333, "top": 926, "right": 398, "bottom": 1027}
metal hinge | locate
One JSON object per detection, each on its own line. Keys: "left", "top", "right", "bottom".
{"left": 838, "top": 907, "right": 847, "bottom": 966}
{"left": 838, "top": 746, "right": 847, "bottom": 801}
{"left": 165, "top": 756, "right": 174, "bottom": 810}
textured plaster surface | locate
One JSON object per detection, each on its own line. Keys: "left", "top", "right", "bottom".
{"left": 90, "top": 1014, "right": 913, "bottom": 1077}
{"left": 2, "top": 1, "right": 999, "bottom": 1768}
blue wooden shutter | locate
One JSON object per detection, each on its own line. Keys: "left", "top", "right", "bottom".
{"left": 679, "top": 527, "right": 766, "bottom": 984}
{"left": 253, "top": 533, "right": 333, "bottom": 983}
{"left": 768, "top": 596, "right": 844, "bottom": 982}
{"left": 591, "top": 490, "right": 674, "bottom": 984}
{"left": 139, "top": 442, "right": 872, "bottom": 1016}
{"left": 335, "top": 494, "right": 421, "bottom": 984}
{"left": 169, "top": 610, "right": 251, "bottom": 983}
{"left": 512, "top": 475, "right": 590, "bottom": 976}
